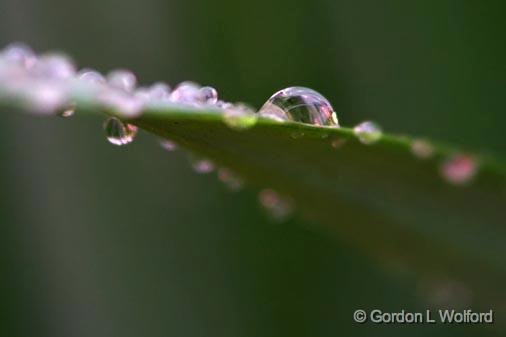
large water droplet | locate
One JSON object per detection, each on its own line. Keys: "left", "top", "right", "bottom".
{"left": 223, "top": 103, "right": 257, "bottom": 130}
{"left": 258, "top": 189, "right": 294, "bottom": 221}
{"left": 103, "top": 117, "right": 138, "bottom": 146}
{"left": 170, "top": 81, "right": 201, "bottom": 105}
{"left": 440, "top": 154, "right": 477, "bottom": 185}
{"left": 353, "top": 121, "right": 382, "bottom": 144}
{"left": 259, "top": 87, "right": 338, "bottom": 126}
{"left": 78, "top": 69, "right": 106, "bottom": 85}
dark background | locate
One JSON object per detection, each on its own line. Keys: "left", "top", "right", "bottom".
{"left": 1, "top": 0, "right": 504, "bottom": 336}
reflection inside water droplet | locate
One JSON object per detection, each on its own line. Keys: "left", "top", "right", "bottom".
{"left": 103, "top": 117, "right": 138, "bottom": 146}
{"left": 353, "top": 121, "right": 382, "bottom": 144}
{"left": 259, "top": 87, "right": 338, "bottom": 127}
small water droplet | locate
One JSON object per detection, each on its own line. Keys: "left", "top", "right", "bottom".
{"left": 223, "top": 103, "right": 258, "bottom": 130}
{"left": 258, "top": 189, "right": 294, "bottom": 221}
{"left": 411, "top": 139, "right": 434, "bottom": 159}
{"left": 259, "top": 87, "right": 338, "bottom": 126}
{"left": 170, "top": 81, "right": 201, "bottom": 105}
{"left": 1, "top": 42, "right": 37, "bottom": 69}
{"left": 353, "top": 121, "right": 382, "bottom": 144}
{"left": 440, "top": 154, "right": 477, "bottom": 185}
{"left": 107, "top": 69, "right": 137, "bottom": 92}
{"left": 190, "top": 157, "right": 214, "bottom": 174}
{"left": 217, "top": 168, "right": 244, "bottom": 191}
{"left": 199, "top": 86, "right": 218, "bottom": 105}
{"left": 159, "top": 139, "right": 177, "bottom": 152}
{"left": 78, "top": 69, "right": 106, "bottom": 85}
{"left": 34, "top": 53, "right": 75, "bottom": 79}
{"left": 103, "top": 117, "right": 138, "bottom": 146}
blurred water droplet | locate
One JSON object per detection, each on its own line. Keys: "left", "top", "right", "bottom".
{"left": 199, "top": 86, "right": 218, "bottom": 104}
{"left": 170, "top": 81, "right": 201, "bottom": 105}
{"left": 258, "top": 189, "right": 294, "bottom": 221}
{"left": 353, "top": 121, "right": 382, "bottom": 144}
{"left": 148, "top": 82, "right": 171, "bottom": 101}
{"left": 191, "top": 157, "right": 214, "bottom": 174}
{"left": 411, "top": 139, "right": 434, "bottom": 159}
{"left": 103, "top": 117, "right": 138, "bottom": 146}
{"left": 440, "top": 154, "right": 477, "bottom": 185}
{"left": 24, "top": 81, "right": 68, "bottom": 114}
{"left": 100, "top": 90, "right": 143, "bottom": 117}
{"left": 159, "top": 139, "right": 177, "bottom": 152}
{"left": 259, "top": 87, "right": 338, "bottom": 126}
{"left": 34, "top": 53, "right": 75, "bottom": 79}
{"left": 1, "top": 42, "right": 37, "bottom": 69}
{"left": 107, "top": 69, "right": 137, "bottom": 92}
{"left": 217, "top": 168, "right": 243, "bottom": 191}
{"left": 223, "top": 103, "right": 257, "bottom": 130}
{"left": 78, "top": 69, "right": 106, "bottom": 85}
{"left": 330, "top": 137, "right": 347, "bottom": 149}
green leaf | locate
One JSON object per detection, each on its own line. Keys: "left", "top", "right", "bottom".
{"left": 127, "top": 105, "right": 506, "bottom": 309}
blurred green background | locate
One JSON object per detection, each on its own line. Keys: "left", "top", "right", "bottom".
{"left": 1, "top": 0, "right": 504, "bottom": 336}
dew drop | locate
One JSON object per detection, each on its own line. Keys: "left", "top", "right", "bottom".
{"left": 148, "top": 82, "right": 171, "bottom": 101}
{"left": 223, "top": 103, "right": 258, "bottom": 130}
{"left": 159, "top": 139, "right": 177, "bottom": 152}
{"left": 259, "top": 87, "right": 338, "bottom": 126}
{"left": 440, "top": 154, "right": 477, "bottom": 185}
{"left": 99, "top": 90, "right": 143, "bottom": 117}
{"left": 190, "top": 157, "right": 214, "bottom": 174}
{"left": 103, "top": 117, "right": 138, "bottom": 146}
{"left": 258, "top": 189, "right": 294, "bottom": 221}
{"left": 107, "top": 69, "right": 137, "bottom": 92}
{"left": 170, "top": 81, "right": 201, "bottom": 105}
{"left": 34, "top": 53, "right": 76, "bottom": 79}
{"left": 1, "top": 42, "right": 37, "bottom": 69}
{"left": 353, "top": 121, "right": 382, "bottom": 144}
{"left": 217, "top": 168, "right": 244, "bottom": 191}
{"left": 411, "top": 139, "right": 434, "bottom": 159}
{"left": 78, "top": 69, "right": 106, "bottom": 85}
{"left": 199, "top": 86, "right": 218, "bottom": 105}
{"left": 24, "top": 81, "right": 69, "bottom": 114}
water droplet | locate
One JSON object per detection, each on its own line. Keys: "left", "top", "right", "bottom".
{"left": 353, "top": 121, "right": 382, "bottom": 144}
{"left": 217, "top": 168, "right": 243, "bottom": 191}
{"left": 159, "top": 139, "right": 177, "bottom": 152}
{"left": 223, "top": 103, "right": 258, "bottom": 130}
{"left": 411, "top": 139, "right": 434, "bottom": 159}
{"left": 259, "top": 87, "right": 338, "bottom": 126}
{"left": 199, "top": 86, "right": 218, "bottom": 105}
{"left": 191, "top": 158, "right": 215, "bottom": 174}
{"left": 170, "top": 81, "right": 201, "bottom": 105}
{"left": 34, "top": 53, "right": 76, "bottom": 79}
{"left": 107, "top": 69, "right": 137, "bottom": 92}
{"left": 103, "top": 117, "right": 138, "bottom": 146}
{"left": 1, "top": 42, "right": 37, "bottom": 69}
{"left": 78, "top": 69, "right": 106, "bottom": 85}
{"left": 440, "top": 154, "right": 477, "bottom": 185}
{"left": 24, "top": 81, "right": 69, "bottom": 114}
{"left": 258, "top": 189, "right": 294, "bottom": 221}
{"left": 148, "top": 82, "right": 171, "bottom": 100}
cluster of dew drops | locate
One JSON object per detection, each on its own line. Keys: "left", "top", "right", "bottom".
{"left": 0, "top": 43, "right": 478, "bottom": 220}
